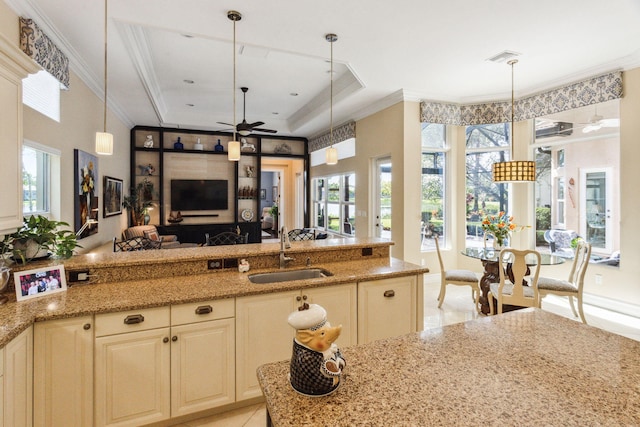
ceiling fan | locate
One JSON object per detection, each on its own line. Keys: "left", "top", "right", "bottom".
{"left": 581, "top": 107, "right": 620, "bottom": 134}
{"left": 218, "top": 87, "right": 277, "bottom": 136}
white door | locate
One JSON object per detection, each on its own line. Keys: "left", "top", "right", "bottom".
{"left": 580, "top": 168, "right": 613, "bottom": 253}
{"left": 374, "top": 157, "right": 392, "bottom": 239}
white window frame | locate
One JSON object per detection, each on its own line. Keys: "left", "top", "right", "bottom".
{"left": 22, "top": 140, "right": 61, "bottom": 218}
{"left": 312, "top": 172, "right": 355, "bottom": 236}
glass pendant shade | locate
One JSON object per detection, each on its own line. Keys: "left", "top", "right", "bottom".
{"left": 492, "top": 160, "right": 535, "bottom": 182}
{"left": 95, "top": 131, "right": 113, "bottom": 155}
{"left": 228, "top": 140, "right": 240, "bottom": 161}
{"left": 326, "top": 146, "right": 338, "bottom": 165}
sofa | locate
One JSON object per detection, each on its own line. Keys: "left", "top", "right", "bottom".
{"left": 122, "top": 225, "right": 182, "bottom": 249}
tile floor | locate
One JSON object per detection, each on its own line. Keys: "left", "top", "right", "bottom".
{"left": 175, "top": 278, "right": 640, "bottom": 426}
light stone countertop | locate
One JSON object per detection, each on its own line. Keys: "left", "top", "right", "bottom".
{"left": 0, "top": 253, "right": 427, "bottom": 348}
{"left": 257, "top": 308, "right": 640, "bottom": 426}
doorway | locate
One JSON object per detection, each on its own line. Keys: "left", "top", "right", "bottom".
{"left": 374, "top": 157, "right": 392, "bottom": 239}
{"left": 261, "top": 157, "right": 305, "bottom": 236}
{"left": 580, "top": 168, "right": 612, "bottom": 252}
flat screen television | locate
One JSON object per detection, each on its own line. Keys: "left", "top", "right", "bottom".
{"left": 171, "top": 179, "right": 228, "bottom": 211}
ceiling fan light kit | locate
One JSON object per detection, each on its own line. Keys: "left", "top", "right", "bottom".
{"left": 96, "top": 0, "right": 113, "bottom": 155}
{"left": 492, "top": 59, "right": 535, "bottom": 183}
{"left": 325, "top": 33, "right": 338, "bottom": 165}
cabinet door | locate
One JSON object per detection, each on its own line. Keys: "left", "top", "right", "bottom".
{"left": 4, "top": 326, "right": 32, "bottom": 427}
{"left": 171, "top": 318, "right": 235, "bottom": 417}
{"left": 235, "top": 291, "right": 299, "bottom": 401}
{"left": 34, "top": 316, "right": 93, "bottom": 427}
{"left": 306, "top": 283, "right": 357, "bottom": 347}
{"left": 358, "top": 276, "right": 417, "bottom": 344}
{"left": 95, "top": 328, "right": 170, "bottom": 427}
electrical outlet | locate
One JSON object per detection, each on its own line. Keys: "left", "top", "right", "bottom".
{"left": 69, "top": 270, "right": 90, "bottom": 282}
{"left": 208, "top": 259, "right": 223, "bottom": 270}
{"left": 594, "top": 274, "right": 603, "bottom": 285}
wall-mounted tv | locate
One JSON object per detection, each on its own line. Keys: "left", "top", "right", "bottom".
{"left": 171, "top": 179, "right": 228, "bottom": 211}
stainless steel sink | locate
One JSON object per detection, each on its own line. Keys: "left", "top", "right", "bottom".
{"left": 248, "top": 268, "right": 333, "bottom": 284}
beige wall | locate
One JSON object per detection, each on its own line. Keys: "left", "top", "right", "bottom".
{"left": 1, "top": 1, "right": 130, "bottom": 252}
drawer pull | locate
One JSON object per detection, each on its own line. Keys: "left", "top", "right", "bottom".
{"left": 172, "top": 336, "right": 178, "bottom": 342}
{"left": 195, "top": 305, "right": 213, "bottom": 315}
{"left": 83, "top": 323, "right": 91, "bottom": 330}
{"left": 163, "top": 337, "right": 169, "bottom": 343}
{"left": 124, "top": 314, "right": 145, "bottom": 325}
{"left": 383, "top": 290, "right": 395, "bottom": 298}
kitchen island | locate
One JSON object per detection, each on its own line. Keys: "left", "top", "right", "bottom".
{"left": 257, "top": 308, "right": 640, "bottom": 426}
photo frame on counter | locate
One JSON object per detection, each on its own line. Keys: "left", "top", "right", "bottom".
{"left": 103, "top": 176, "right": 123, "bottom": 217}
{"left": 14, "top": 265, "right": 67, "bottom": 301}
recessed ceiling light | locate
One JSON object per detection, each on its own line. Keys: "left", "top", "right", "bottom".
{"left": 183, "top": 79, "right": 194, "bottom": 84}
{"left": 272, "top": 112, "right": 279, "bottom": 115}
{"left": 182, "top": 34, "right": 194, "bottom": 38}
{"left": 186, "top": 103, "right": 194, "bottom": 107}
{"left": 290, "top": 92, "right": 298, "bottom": 97}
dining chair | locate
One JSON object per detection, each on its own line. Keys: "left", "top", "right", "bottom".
{"left": 538, "top": 240, "right": 591, "bottom": 324}
{"left": 488, "top": 248, "right": 541, "bottom": 315}
{"left": 434, "top": 237, "right": 481, "bottom": 313}
{"left": 205, "top": 231, "right": 248, "bottom": 246}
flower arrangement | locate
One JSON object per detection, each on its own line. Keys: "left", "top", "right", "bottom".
{"left": 481, "top": 211, "right": 521, "bottom": 247}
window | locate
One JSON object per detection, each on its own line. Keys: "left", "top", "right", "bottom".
{"left": 22, "top": 141, "right": 60, "bottom": 216}
{"left": 465, "top": 123, "right": 511, "bottom": 247}
{"left": 22, "top": 70, "right": 61, "bottom": 122}
{"left": 312, "top": 173, "right": 355, "bottom": 235}
{"left": 534, "top": 99, "right": 620, "bottom": 256}
{"left": 421, "top": 123, "right": 447, "bottom": 250}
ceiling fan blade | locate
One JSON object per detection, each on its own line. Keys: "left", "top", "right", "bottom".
{"left": 217, "top": 121, "right": 235, "bottom": 127}
{"left": 582, "top": 124, "right": 600, "bottom": 133}
{"left": 601, "top": 118, "right": 620, "bottom": 128}
{"left": 248, "top": 121, "right": 265, "bottom": 128}
{"left": 253, "top": 127, "right": 278, "bottom": 134}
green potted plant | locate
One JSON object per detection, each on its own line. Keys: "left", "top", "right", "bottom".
{"left": 269, "top": 204, "right": 279, "bottom": 230}
{"left": 0, "top": 215, "right": 80, "bottom": 264}
{"left": 122, "top": 179, "right": 155, "bottom": 226}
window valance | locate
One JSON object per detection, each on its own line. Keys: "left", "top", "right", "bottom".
{"left": 19, "top": 17, "right": 70, "bottom": 89}
{"left": 309, "top": 121, "right": 356, "bottom": 152}
{"left": 420, "top": 70, "right": 622, "bottom": 126}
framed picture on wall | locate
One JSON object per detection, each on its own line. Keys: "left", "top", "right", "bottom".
{"left": 74, "top": 149, "right": 99, "bottom": 239}
{"left": 103, "top": 176, "right": 123, "bottom": 217}
{"left": 14, "top": 265, "right": 67, "bottom": 301}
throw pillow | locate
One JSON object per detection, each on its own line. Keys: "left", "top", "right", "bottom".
{"left": 144, "top": 230, "right": 160, "bottom": 241}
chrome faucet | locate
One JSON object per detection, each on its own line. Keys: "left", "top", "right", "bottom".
{"left": 280, "top": 226, "right": 294, "bottom": 268}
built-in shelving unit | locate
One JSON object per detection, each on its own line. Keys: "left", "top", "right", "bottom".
{"left": 130, "top": 126, "right": 308, "bottom": 243}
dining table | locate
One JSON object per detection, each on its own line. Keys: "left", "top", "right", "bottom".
{"left": 461, "top": 247, "right": 565, "bottom": 314}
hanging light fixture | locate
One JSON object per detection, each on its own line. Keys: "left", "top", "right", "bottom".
{"left": 95, "top": 0, "right": 113, "bottom": 155}
{"left": 227, "top": 10, "right": 241, "bottom": 162}
{"left": 492, "top": 59, "right": 535, "bottom": 182}
{"left": 325, "top": 33, "right": 338, "bottom": 165}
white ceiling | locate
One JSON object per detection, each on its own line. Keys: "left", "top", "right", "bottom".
{"left": 7, "top": 0, "right": 640, "bottom": 138}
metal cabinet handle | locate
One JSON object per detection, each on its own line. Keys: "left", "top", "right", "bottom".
{"left": 172, "top": 336, "right": 178, "bottom": 342}
{"left": 163, "top": 337, "right": 169, "bottom": 343}
{"left": 195, "top": 305, "right": 213, "bottom": 315}
{"left": 384, "top": 290, "right": 395, "bottom": 298}
{"left": 302, "top": 295, "right": 307, "bottom": 300}
{"left": 83, "top": 323, "right": 91, "bottom": 330}
{"left": 296, "top": 296, "right": 302, "bottom": 301}
{"left": 124, "top": 314, "right": 145, "bottom": 325}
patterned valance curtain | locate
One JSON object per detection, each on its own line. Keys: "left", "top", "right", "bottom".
{"left": 19, "top": 17, "right": 70, "bottom": 89}
{"left": 420, "top": 71, "right": 623, "bottom": 125}
{"left": 309, "top": 121, "right": 356, "bottom": 152}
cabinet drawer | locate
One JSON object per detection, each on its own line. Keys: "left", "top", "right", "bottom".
{"left": 95, "top": 306, "right": 170, "bottom": 337}
{"left": 171, "top": 299, "right": 234, "bottom": 326}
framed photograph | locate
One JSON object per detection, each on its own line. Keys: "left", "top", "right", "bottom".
{"left": 272, "top": 186, "right": 278, "bottom": 201}
{"left": 74, "top": 149, "right": 99, "bottom": 239}
{"left": 103, "top": 176, "right": 123, "bottom": 217}
{"left": 260, "top": 189, "right": 266, "bottom": 200}
{"left": 14, "top": 265, "right": 67, "bottom": 301}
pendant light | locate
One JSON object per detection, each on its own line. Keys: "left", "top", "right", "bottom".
{"left": 325, "top": 33, "right": 338, "bottom": 165}
{"left": 227, "top": 10, "right": 241, "bottom": 161}
{"left": 492, "top": 59, "right": 535, "bottom": 182}
{"left": 95, "top": 0, "right": 113, "bottom": 155}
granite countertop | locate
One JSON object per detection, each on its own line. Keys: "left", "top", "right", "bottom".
{"left": 0, "top": 255, "right": 428, "bottom": 348}
{"left": 257, "top": 308, "right": 640, "bottom": 426}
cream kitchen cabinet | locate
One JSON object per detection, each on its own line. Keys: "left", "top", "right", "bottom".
{"left": 4, "top": 326, "right": 33, "bottom": 427}
{"left": 170, "top": 299, "right": 235, "bottom": 417}
{"left": 95, "top": 307, "right": 172, "bottom": 427}
{"left": 358, "top": 275, "right": 418, "bottom": 344}
{"left": 0, "top": 33, "right": 40, "bottom": 235}
{"left": 95, "top": 300, "right": 235, "bottom": 426}
{"left": 235, "top": 283, "right": 356, "bottom": 401}
{"left": 0, "top": 346, "right": 3, "bottom": 427}
{"left": 33, "top": 316, "right": 93, "bottom": 427}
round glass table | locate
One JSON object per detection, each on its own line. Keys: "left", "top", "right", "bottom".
{"left": 462, "top": 247, "right": 565, "bottom": 314}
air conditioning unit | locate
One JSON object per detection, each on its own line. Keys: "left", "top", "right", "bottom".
{"left": 535, "top": 121, "right": 573, "bottom": 139}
